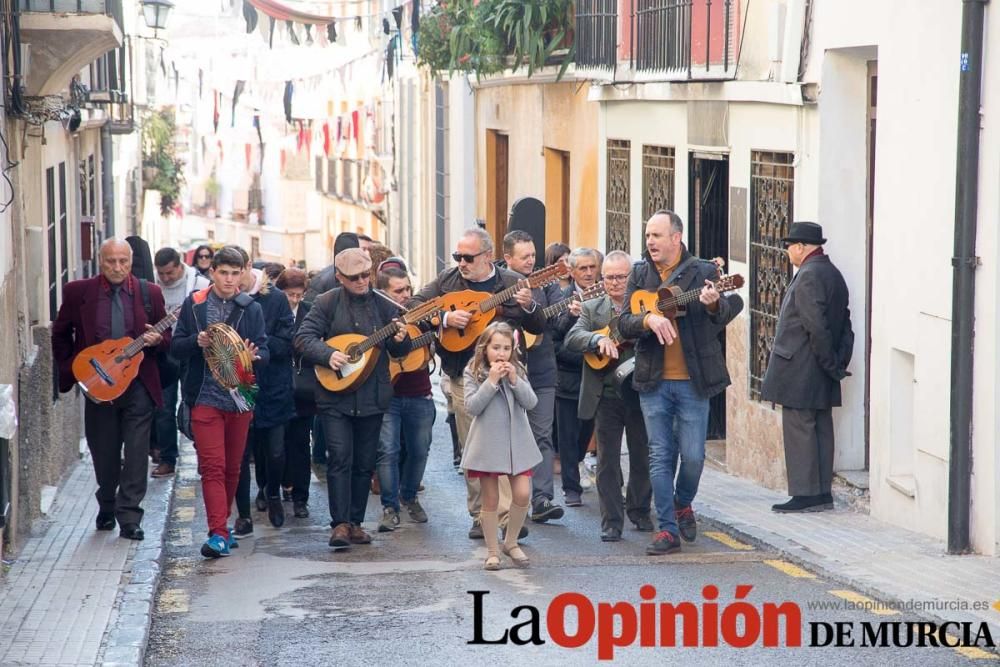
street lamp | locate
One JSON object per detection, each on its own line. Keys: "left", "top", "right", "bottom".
{"left": 141, "top": 0, "right": 174, "bottom": 32}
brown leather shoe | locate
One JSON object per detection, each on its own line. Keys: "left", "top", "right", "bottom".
{"left": 329, "top": 523, "right": 351, "bottom": 550}
{"left": 151, "top": 462, "right": 175, "bottom": 478}
{"left": 349, "top": 524, "right": 372, "bottom": 544}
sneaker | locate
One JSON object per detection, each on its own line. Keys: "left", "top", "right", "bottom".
{"left": 580, "top": 462, "right": 593, "bottom": 490}
{"left": 267, "top": 497, "right": 285, "bottom": 528}
{"left": 378, "top": 507, "right": 400, "bottom": 532}
{"left": 468, "top": 519, "right": 484, "bottom": 540}
{"left": 201, "top": 534, "right": 230, "bottom": 559}
{"left": 233, "top": 516, "right": 254, "bottom": 538}
{"left": 646, "top": 531, "right": 681, "bottom": 555}
{"left": 530, "top": 498, "right": 565, "bottom": 523}
{"left": 282, "top": 486, "right": 293, "bottom": 502}
{"left": 227, "top": 528, "right": 239, "bottom": 550}
{"left": 255, "top": 490, "right": 267, "bottom": 512}
{"left": 402, "top": 499, "right": 428, "bottom": 523}
{"left": 293, "top": 501, "right": 309, "bottom": 518}
{"left": 564, "top": 490, "right": 583, "bottom": 507}
{"left": 771, "top": 495, "right": 834, "bottom": 513}
{"left": 329, "top": 523, "right": 351, "bottom": 550}
{"left": 601, "top": 527, "right": 622, "bottom": 542}
{"left": 349, "top": 524, "right": 372, "bottom": 544}
{"left": 676, "top": 505, "right": 698, "bottom": 542}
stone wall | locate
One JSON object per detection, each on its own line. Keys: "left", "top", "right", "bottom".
{"left": 725, "top": 315, "right": 787, "bottom": 491}
{"left": 16, "top": 324, "right": 82, "bottom": 545}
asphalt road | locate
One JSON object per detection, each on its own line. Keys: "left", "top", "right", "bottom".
{"left": 146, "top": 406, "right": 992, "bottom": 666}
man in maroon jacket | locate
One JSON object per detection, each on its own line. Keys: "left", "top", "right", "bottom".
{"left": 52, "top": 238, "right": 170, "bottom": 541}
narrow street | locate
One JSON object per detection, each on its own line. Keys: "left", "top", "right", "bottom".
{"left": 146, "top": 398, "right": 984, "bottom": 666}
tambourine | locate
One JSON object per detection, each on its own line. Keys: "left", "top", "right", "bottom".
{"left": 204, "top": 322, "right": 258, "bottom": 411}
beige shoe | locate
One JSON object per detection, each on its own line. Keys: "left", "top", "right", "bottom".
{"left": 502, "top": 544, "right": 530, "bottom": 568}
{"left": 484, "top": 554, "right": 500, "bottom": 571}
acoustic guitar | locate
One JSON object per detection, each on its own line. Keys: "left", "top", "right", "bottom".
{"left": 629, "top": 274, "right": 745, "bottom": 320}
{"left": 583, "top": 315, "right": 628, "bottom": 371}
{"left": 523, "top": 282, "right": 607, "bottom": 349}
{"left": 389, "top": 325, "right": 436, "bottom": 383}
{"left": 314, "top": 298, "right": 441, "bottom": 393}
{"left": 436, "top": 262, "right": 570, "bottom": 353}
{"left": 72, "top": 307, "right": 180, "bottom": 403}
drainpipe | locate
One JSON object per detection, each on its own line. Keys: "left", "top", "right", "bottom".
{"left": 101, "top": 124, "right": 116, "bottom": 237}
{"left": 948, "top": 0, "right": 988, "bottom": 555}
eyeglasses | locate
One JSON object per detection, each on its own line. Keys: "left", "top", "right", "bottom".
{"left": 602, "top": 274, "right": 630, "bottom": 282}
{"left": 452, "top": 250, "right": 488, "bottom": 264}
{"left": 341, "top": 271, "right": 372, "bottom": 283}
{"left": 196, "top": 254, "right": 212, "bottom": 259}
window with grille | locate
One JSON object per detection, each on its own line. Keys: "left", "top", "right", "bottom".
{"left": 606, "top": 139, "right": 631, "bottom": 253}
{"left": 315, "top": 156, "right": 324, "bottom": 192}
{"left": 642, "top": 145, "right": 675, "bottom": 238}
{"left": 749, "top": 150, "right": 794, "bottom": 400}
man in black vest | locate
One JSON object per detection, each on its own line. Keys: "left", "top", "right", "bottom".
{"left": 762, "top": 222, "right": 854, "bottom": 513}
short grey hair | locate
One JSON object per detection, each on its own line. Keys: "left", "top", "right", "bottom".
{"left": 100, "top": 237, "right": 132, "bottom": 258}
{"left": 462, "top": 227, "right": 494, "bottom": 254}
{"left": 603, "top": 250, "right": 632, "bottom": 266}
{"left": 650, "top": 209, "right": 684, "bottom": 235}
{"left": 568, "top": 247, "right": 601, "bottom": 268}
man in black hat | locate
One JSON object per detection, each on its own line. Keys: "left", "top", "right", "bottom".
{"left": 762, "top": 221, "right": 854, "bottom": 513}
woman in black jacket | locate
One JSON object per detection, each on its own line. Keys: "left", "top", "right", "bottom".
{"left": 278, "top": 268, "right": 315, "bottom": 518}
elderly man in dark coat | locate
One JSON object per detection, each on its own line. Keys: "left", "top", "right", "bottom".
{"left": 762, "top": 221, "right": 854, "bottom": 513}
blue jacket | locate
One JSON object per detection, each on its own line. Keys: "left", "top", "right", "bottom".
{"left": 249, "top": 277, "right": 296, "bottom": 428}
{"left": 171, "top": 288, "right": 270, "bottom": 409}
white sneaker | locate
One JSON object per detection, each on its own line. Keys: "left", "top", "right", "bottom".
{"left": 580, "top": 462, "right": 593, "bottom": 490}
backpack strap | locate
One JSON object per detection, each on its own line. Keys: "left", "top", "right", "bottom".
{"left": 138, "top": 278, "right": 153, "bottom": 321}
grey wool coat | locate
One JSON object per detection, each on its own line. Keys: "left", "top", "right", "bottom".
{"left": 459, "top": 366, "right": 542, "bottom": 475}
{"left": 760, "top": 253, "right": 854, "bottom": 409}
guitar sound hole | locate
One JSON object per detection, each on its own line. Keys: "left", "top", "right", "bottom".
{"left": 346, "top": 346, "right": 362, "bottom": 364}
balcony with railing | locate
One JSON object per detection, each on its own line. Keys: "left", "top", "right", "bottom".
{"left": 575, "top": 0, "right": 740, "bottom": 82}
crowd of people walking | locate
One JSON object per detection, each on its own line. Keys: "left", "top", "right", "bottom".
{"left": 51, "top": 210, "right": 853, "bottom": 569}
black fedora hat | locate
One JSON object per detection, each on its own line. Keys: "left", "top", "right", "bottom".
{"left": 783, "top": 221, "right": 826, "bottom": 246}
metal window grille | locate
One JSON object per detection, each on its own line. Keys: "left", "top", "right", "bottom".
{"left": 642, "top": 145, "right": 675, "bottom": 239}
{"left": 327, "top": 158, "right": 337, "bottom": 196}
{"left": 749, "top": 150, "right": 794, "bottom": 400}
{"left": 46, "top": 167, "right": 57, "bottom": 321}
{"left": 633, "top": 0, "right": 737, "bottom": 77}
{"left": 606, "top": 139, "right": 631, "bottom": 253}
{"left": 434, "top": 81, "right": 450, "bottom": 274}
{"left": 315, "top": 156, "right": 324, "bottom": 193}
{"left": 576, "top": 0, "right": 618, "bottom": 70}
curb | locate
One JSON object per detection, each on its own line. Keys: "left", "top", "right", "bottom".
{"left": 99, "top": 470, "right": 176, "bottom": 666}
{"left": 696, "top": 505, "right": 1000, "bottom": 656}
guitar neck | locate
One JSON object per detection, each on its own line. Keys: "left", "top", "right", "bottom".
{"left": 412, "top": 330, "right": 436, "bottom": 349}
{"left": 122, "top": 309, "right": 178, "bottom": 358}
{"left": 657, "top": 281, "right": 723, "bottom": 311}
{"left": 542, "top": 293, "right": 579, "bottom": 318}
{"left": 356, "top": 321, "right": 400, "bottom": 355}
{"left": 481, "top": 281, "right": 522, "bottom": 313}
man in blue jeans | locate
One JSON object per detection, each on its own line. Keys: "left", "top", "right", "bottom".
{"left": 375, "top": 267, "right": 436, "bottom": 531}
{"left": 618, "top": 210, "right": 743, "bottom": 555}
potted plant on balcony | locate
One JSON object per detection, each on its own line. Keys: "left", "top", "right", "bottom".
{"left": 489, "top": 0, "right": 575, "bottom": 77}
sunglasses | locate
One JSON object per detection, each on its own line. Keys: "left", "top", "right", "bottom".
{"left": 342, "top": 270, "right": 372, "bottom": 283}
{"left": 452, "top": 250, "right": 488, "bottom": 264}
{"left": 196, "top": 254, "right": 212, "bottom": 259}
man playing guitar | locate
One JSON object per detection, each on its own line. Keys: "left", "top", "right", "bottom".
{"left": 295, "top": 248, "right": 412, "bottom": 550}
{"left": 52, "top": 238, "right": 171, "bottom": 541}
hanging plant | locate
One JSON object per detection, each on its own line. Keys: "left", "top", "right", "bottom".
{"left": 416, "top": 0, "right": 575, "bottom": 81}
{"left": 141, "top": 109, "right": 185, "bottom": 216}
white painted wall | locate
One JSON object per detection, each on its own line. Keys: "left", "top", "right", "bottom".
{"left": 447, "top": 75, "right": 477, "bottom": 254}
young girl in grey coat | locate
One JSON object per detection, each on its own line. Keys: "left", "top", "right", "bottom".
{"left": 461, "top": 322, "right": 542, "bottom": 570}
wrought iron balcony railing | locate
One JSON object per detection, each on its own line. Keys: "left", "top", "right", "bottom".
{"left": 574, "top": 0, "right": 739, "bottom": 80}
{"left": 576, "top": 0, "right": 618, "bottom": 70}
